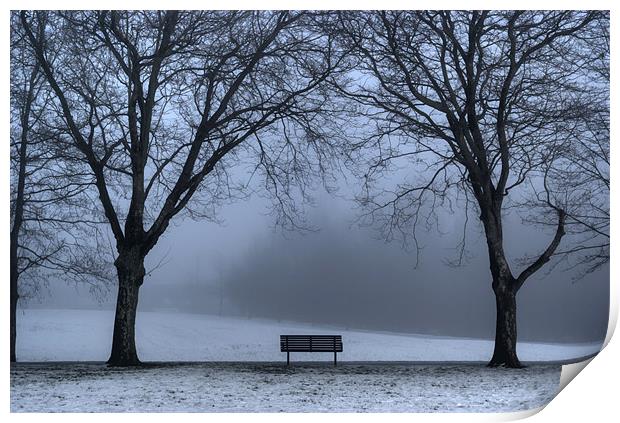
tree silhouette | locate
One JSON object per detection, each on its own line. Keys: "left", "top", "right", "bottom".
{"left": 20, "top": 10, "right": 342, "bottom": 366}
{"left": 330, "top": 11, "right": 606, "bottom": 367}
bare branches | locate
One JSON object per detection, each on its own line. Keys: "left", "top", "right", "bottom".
{"left": 515, "top": 208, "right": 566, "bottom": 290}
{"left": 11, "top": 13, "right": 115, "bottom": 305}
{"left": 20, "top": 11, "right": 127, "bottom": 246}
{"left": 330, "top": 11, "right": 606, "bottom": 286}
{"left": 19, "top": 10, "right": 344, "bottom": 260}
{"left": 16, "top": 11, "right": 347, "bottom": 364}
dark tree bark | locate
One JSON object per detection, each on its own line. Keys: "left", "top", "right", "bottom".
{"left": 482, "top": 211, "right": 523, "bottom": 367}
{"left": 108, "top": 249, "right": 145, "bottom": 366}
{"left": 490, "top": 281, "right": 519, "bottom": 367}
{"left": 10, "top": 252, "right": 19, "bottom": 363}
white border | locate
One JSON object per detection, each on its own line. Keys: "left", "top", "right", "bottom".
{"left": 3, "top": 2, "right": 617, "bottom": 421}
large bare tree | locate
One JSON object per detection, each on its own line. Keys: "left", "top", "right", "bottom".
{"left": 10, "top": 18, "right": 112, "bottom": 362}
{"left": 331, "top": 11, "right": 606, "bottom": 367}
{"left": 20, "top": 11, "right": 341, "bottom": 366}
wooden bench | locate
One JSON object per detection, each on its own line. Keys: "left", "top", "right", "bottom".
{"left": 280, "top": 335, "right": 343, "bottom": 366}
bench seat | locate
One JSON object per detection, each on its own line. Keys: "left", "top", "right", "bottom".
{"left": 280, "top": 335, "right": 343, "bottom": 365}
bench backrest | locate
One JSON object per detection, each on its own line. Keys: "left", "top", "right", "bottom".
{"left": 280, "top": 335, "right": 343, "bottom": 352}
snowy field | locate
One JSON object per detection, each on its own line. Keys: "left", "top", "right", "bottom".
{"left": 11, "top": 309, "right": 600, "bottom": 412}
{"left": 11, "top": 362, "right": 560, "bottom": 412}
{"left": 16, "top": 309, "right": 602, "bottom": 362}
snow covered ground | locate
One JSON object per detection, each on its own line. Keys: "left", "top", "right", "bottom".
{"left": 11, "top": 362, "right": 561, "bottom": 412}
{"left": 11, "top": 309, "right": 600, "bottom": 412}
{"left": 16, "top": 309, "right": 602, "bottom": 362}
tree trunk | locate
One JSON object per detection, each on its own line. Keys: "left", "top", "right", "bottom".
{"left": 481, "top": 208, "right": 522, "bottom": 369}
{"left": 11, "top": 74, "right": 32, "bottom": 363}
{"left": 10, "top": 255, "right": 18, "bottom": 363}
{"left": 489, "top": 281, "right": 522, "bottom": 368}
{"left": 107, "top": 250, "right": 145, "bottom": 366}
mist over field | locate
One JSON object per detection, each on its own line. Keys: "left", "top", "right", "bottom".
{"left": 28, "top": 187, "right": 608, "bottom": 344}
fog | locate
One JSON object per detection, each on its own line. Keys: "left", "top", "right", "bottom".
{"left": 28, "top": 179, "right": 609, "bottom": 345}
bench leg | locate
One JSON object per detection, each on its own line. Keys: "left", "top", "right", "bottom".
{"left": 287, "top": 352, "right": 290, "bottom": 366}
{"left": 334, "top": 351, "right": 337, "bottom": 366}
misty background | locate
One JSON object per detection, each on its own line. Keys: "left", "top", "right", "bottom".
{"left": 23, "top": 174, "right": 609, "bottom": 345}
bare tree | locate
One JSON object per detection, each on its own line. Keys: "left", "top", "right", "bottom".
{"left": 20, "top": 11, "right": 341, "bottom": 366}
{"left": 331, "top": 11, "right": 605, "bottom": 367}
{"left": 10, "top": 16, "right": 113, "bottom": 362}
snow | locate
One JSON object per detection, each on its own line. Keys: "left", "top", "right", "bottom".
{"left": 16, "top": 309, "right": 602, "bottom": 362}
{"left": 13, "top": 309, "right": 598, "bottom": 412}
{"left": 11, "top": 362, "right": 561, "bottom": 412}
